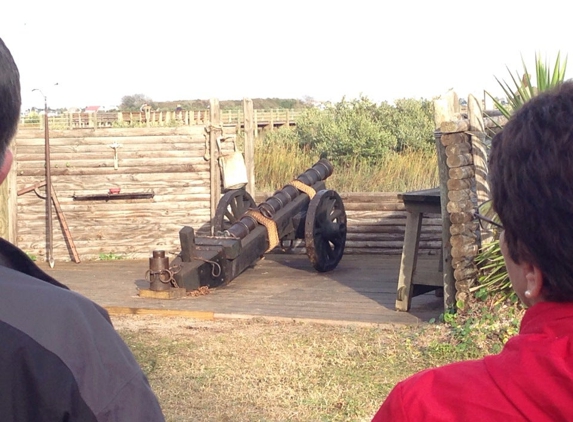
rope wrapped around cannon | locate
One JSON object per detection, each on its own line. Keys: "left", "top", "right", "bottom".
{"left": 145, "top": 159, "right": 347, "bottom": 294}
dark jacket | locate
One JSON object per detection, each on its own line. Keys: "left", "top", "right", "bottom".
{"left": 0, "top": 238, "right": 165, "bottom": 421}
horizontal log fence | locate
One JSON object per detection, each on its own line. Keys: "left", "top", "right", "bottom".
{"left": 10, "top": 96, "right": 441, "bottom": 262}
{"left": 256, "top": 191, "right": 441, "bottom": 257}
{"left": 19, "top": 109, "right": 301, "bottom": 130}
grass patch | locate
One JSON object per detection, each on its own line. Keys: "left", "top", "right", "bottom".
{"left": 98, "top": 252, "right": 124, "bottom": 260}
{"left": 254, "top": 132, "right": 438, "bottom": 193}
{"left": 115, "top": 313, "right": 507, "bottom": 422}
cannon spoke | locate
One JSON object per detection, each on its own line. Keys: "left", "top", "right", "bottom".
{"left": 214, "top": 189, "right": 256, "bottom": 234}
{"left": 305, "top": 190, "right": 347, "bottom": 272}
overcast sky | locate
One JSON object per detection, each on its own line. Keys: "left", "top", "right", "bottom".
{"left": 1, "top": 0, "right": 570, "bottom": 110}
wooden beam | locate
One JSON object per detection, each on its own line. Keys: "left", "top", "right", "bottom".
{"left": 433, "top": 94, "right": 456, "bottom": 310}
{"left": 105, "top": 306, "right": 214, "bottom": 320}
{"left": 243, "top": 98, "right": 255, "bottom": 198}
{"left": 209, "top": 99, "right": 221, "bottom": 235}
{"left": 468, "top": 94, "right": 491, "bottom": 245}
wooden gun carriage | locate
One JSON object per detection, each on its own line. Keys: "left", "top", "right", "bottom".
{"left": 144, "top": 159, "right": 347, "bottom": 296}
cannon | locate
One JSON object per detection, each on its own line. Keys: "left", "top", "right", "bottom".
{"left": 145, "top": 159, "right": 347, "bottom": 294}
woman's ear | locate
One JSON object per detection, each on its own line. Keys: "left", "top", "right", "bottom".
{"left": 523, "top": 262, "right": 545, "bottom": 305}
{"left": 0, "top": 149, "right": 13, "bottom": 185}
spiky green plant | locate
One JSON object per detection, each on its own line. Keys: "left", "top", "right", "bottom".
{"left": 486, "top": 53, "right": 567, "bottom": 119}
{"left": 477, "top": 53, "right": 567, "bottom": 302}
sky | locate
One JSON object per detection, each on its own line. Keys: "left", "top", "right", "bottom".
{"left": 1, "top": 0, "right": 570, "bottom": 110}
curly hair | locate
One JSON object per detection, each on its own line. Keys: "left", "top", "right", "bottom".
{"left": 0, "top": 38, "right": 21, "bottom": 159}
{"left": 489, "top": 81, "right": 573, "bottom": 301}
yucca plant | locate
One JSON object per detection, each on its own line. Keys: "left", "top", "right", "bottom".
{"left": 476, "top": 53, "right": 568, "bottom": 303}
{"left": 486, "top": 53, "right": 567, "bottom": 118}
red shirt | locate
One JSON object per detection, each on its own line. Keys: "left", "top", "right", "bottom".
{"left": 372, "top": 302, "right": 573, "bottom": 421}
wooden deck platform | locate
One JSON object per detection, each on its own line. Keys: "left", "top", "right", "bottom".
{"left": 37, "top": 254, "right": 444, "bottom": 326}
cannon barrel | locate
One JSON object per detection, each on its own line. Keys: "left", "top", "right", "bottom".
{"left": 142, "top": 158, "right": 345, "bottom": 295}
{"left": 259, "top": 159, "right": 333, "bottom": 218}
{"left": 223, "top": 159, "right": 334, "bottom": 240}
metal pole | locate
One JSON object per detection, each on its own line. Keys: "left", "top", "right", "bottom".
{"left": 43, "top": 95, "right": 54, "bottom": 268}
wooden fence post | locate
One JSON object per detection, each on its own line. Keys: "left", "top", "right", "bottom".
{"left": 144, "top": 106, "right": 151, "bottom": 128}
{"left": 442, "top": 129, "right": 478, "bottom": 310}
{"left": 209, "top": 99, "right": 222, "bottom": 235}
{"left": 433, "top": 90, "right": 460, "bottom": 310}
{"left": 467, "top": 94, "right": 492, "bottom": 244}
{"left": 243, "top": 98, "right": 255, "bottom": 198}
{"left": 434, "top": 90, "right": 483, "bottom": 311}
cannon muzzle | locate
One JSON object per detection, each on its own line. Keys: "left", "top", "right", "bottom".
{"left": 223, "top": 159, "right": 334, "bottom": 239}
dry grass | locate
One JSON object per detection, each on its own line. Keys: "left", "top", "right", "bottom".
{"left": 327, "top": 152, "right": 439, "bottom": 193}
{"left": 254, "top": 139, "right": 438, "bottom": 193}
{"left": 114, "top": 316, "right": 462, "bottom": 422}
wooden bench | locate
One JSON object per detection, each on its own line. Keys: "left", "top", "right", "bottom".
{"left": 395, "top": 187, "right": 443, "bottom": 311}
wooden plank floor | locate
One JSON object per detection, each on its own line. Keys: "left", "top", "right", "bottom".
{"left": 37, "top": 254, "right": 444, "bottom": 325}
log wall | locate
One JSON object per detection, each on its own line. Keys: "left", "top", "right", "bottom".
{"left": 256, "top": 192, "right": 441, "bottom": 256}
{"left": 15, "top": 127, "right": 441, "bottom": 261}
{"left": 17, "top": 136, "right": 442, "bottom": 260}
{"left": 15, "top": 126, "right": 236, "bottom": 261}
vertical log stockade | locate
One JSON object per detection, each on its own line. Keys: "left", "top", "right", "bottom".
{"left": 434, "top": 92, "right": 491, "bottom": 310}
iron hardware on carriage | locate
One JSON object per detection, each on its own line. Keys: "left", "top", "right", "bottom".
{"left": 144, "top": 159, "right": 347, "bottom": 295}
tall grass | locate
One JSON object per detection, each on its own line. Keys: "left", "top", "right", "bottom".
{"left": 254, "top": 131, "right": 439, "bottom": 193}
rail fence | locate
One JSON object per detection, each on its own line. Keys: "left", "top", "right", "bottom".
{"left": 19, "top": 109, "right": 301, "bottom": 130}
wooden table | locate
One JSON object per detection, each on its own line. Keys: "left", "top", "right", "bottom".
{"left": 395, "top": 188, "right": 443, "bottom": 311}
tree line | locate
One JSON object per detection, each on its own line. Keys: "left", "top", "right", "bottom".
{"left": 120, "top": 94, "right": 311, "bottom": 112}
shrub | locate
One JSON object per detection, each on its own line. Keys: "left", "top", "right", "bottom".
{"left": 294, "top": 96, "right": 434, "bottom": 165}
{"left": 391, "top": 98, "right": 435, "bottom": 152}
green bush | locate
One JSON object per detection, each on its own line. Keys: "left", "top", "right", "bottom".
{"left": 294, "top": 96, "right": 434, "bottom": 165}
{"left": 391, "top": 98, "right": 435, "bottom": 152}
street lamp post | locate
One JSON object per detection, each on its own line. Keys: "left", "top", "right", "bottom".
{"left": 32, "top": 88, "right": 54, "bottom": 268}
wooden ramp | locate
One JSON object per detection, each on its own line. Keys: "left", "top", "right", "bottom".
{"left": 37, "top": 254, "right": 443, "bottom": 325}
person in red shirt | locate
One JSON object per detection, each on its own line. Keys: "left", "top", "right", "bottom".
{"left": 372, "top": 82, "right": 573, "bottom": 421}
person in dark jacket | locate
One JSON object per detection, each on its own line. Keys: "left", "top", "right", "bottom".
{"left": 0, "top": 37, "right": 165, "bottom": 421}
{"left": 372, "top": 82, "right": 573, "bottom": 421}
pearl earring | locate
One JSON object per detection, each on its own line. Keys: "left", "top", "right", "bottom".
{"left": 524, "top": 290, "right": 532, "bottom": 298}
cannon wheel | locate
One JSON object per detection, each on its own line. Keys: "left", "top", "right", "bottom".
{"left": 305, "top": 189, "right": 347, "bottom": 272}
{"left": 213, "top": 189, "right": 256, "bottom": 234}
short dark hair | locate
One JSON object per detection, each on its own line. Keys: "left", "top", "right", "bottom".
{"left": 489, "top": 81, "right": 573, "bottom": 301}
{"left": 0, "top": 38, "right": 21, "bottom": 156}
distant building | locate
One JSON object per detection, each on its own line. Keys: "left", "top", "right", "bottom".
{"left": 84, "top": 105, "right": 101, "bottom": 113}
